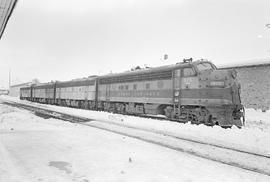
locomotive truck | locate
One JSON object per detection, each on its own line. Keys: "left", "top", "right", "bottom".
{"left": 20, "top": 59, "right": 244, "bottom": 127}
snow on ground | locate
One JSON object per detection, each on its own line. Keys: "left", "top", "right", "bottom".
{"left": 2, "top": 96, "right": 269, "bottom": 158}
{"left": 1, "top": 101, "right": 270, "bottom": 182}
{"left": 245, "top": 108, "right": 270, "bottom": 131}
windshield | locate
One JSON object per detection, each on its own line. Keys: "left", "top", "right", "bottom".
{"left": 196, "top": 63, "right": 215, "bottom": 71}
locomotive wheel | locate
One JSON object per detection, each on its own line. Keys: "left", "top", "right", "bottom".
{"left": 182, "top": 107, "right": 211, "bottom": 125}
{"left": 178, "top": 108, "right": 190, "bottom": 122}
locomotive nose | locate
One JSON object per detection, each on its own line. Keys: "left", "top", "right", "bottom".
{"left": 199, "top": 68, "right": 242, "bottom": 106}
{"left": 199, "top": 69, "right": 239, "bottom": 88}
{"left": 198, "top": 68, "right": 244, "bottom": 127}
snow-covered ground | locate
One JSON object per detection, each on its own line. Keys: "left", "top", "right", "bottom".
{"left": 0, "top": 101, "right": 270, "bottom": 182}
{"left": 2, "top": 96, "right": 270, "bottom": 157}
{"left": 1, "top": 96, "right": 270, "bottom": 181}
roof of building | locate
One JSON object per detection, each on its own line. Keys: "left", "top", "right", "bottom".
{"left": 10, "top": 82, "right": 32, "bottom": 88}
{"left": 0, "top": 0, "right": 18, "bottom": 39}
{"left": 218, "top": 58, "right": 270, "bottom": 69}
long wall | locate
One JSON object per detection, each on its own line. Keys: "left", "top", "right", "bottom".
{"left": 222, "top": 63, "right": 270, "bottom": 111}
{"left": 9, "top": 82, "right": 32, "bottom": 97}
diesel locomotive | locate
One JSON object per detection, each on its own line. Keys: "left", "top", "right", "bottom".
{"left": 20, "top": 59, "right": 244, "bottom": 127}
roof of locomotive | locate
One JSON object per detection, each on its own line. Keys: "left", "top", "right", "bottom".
{"left": 32, "top": 82, "right": 55, "bottom": 89}
{"left": 56, "top": 77, "right": 96, "bottom": 88}
{"left": 99, "top": 59, "right": 213, "bottom": 79}
{"left": 20, "top": 82, "right": 54, "bottom": 90}
{"left": 20, "top": 76, "right": 98, "bottom": 90}
{"left": 97, "top": 59, "right": 215, "bottom": 84}
{"left": 20, "top": 60, "right": 214, "bottom": 89}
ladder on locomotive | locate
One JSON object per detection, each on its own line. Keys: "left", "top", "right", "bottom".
{"left": 173, "top": 69, "right": 181, "bottom": 114}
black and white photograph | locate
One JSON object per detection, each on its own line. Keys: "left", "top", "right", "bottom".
{"left": 0, "top": 0, "right": 270, "bottom": 181}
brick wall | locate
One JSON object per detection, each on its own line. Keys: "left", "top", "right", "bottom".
{"left": 223, "top": 65, "right": 270, "bottom": 110}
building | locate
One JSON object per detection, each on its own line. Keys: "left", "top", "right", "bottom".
{"left": 9, "top": 82, "right": 32, "bottom": 97}
{"left": 220, "top": 59, "right": 270, "bottom": 111}
{"left": 0, "top": 89, "right": 9, "bottom": 95}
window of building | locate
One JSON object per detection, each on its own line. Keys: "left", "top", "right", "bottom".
{"left": 133, "top": 84, "right": 137, "bottom": 90}
{"left": 125, "top": 85, "right": 129, "bottom": 90}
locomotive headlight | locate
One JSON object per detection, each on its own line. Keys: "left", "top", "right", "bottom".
{"left": 210, "top": 81, "right": 225, "bottom": 87}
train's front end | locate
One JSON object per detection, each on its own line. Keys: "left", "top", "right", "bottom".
{"left": 194, "top": 61, "right": 245, "bottom": 127}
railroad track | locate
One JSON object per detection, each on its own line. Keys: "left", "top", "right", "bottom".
{"left": 2, "top": 101, "right": 91, "bottom": 123}
{"left": 2, "top": 99, "right": 270, "bottom": 177}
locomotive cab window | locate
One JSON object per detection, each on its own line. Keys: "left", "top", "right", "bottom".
{"left": 196, "top": 63, "right": 215, "bottom": 71}
{"left": 183, "top": 68, "right": 196, "bottom": 77}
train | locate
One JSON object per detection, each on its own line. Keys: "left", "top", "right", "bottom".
{"left": 20, "top": 59, "right": 245, "bottom": 127}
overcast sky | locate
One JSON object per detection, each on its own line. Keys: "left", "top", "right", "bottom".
{"left": 0, "top": 0, "right": 270, "bottom": 88}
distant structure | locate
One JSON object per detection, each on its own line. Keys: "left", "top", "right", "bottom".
{"left": 0, "top": 89, "right": 9, "bottom": 95}
{"left": 0, "top": 0, "right": 18, "bottom": 39}
{"left": 220, "top": 59, "right": 270, "bottom": 111}
{"left": 9, "top": 78, "right": 39, "bottom": 97}
{"left": 9, "top": 82, "right": 32, "bottom": 97}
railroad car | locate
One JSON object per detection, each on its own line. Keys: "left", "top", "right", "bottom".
{"left": 20, "top": 86, "right": 32, "bottom": 100}
{"left": 55, "top": 77, "right": 97, "bottom": 109}
{"left": 32, "top": 82, "right": 55, "bottom": 104}
{"left": 20, "top": 59, "right": 244, "bottom": 127}
{"left": 97, "top": 59, "right": 244, "bottom": 127}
